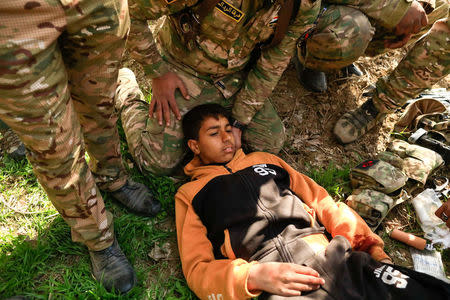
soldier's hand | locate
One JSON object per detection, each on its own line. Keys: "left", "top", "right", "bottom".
{"left": 150, "top": 72, "right": 190, "bottom": 126}
{"left": 247, "top": 262, "right": 324, "bottom": 296}
{"left": 435, "top": 201, "right": 450, "bottom": 228}
{"left": 231, "top": 127, "right": 242, "bottom": 150}
{"left": 385, "top": 0, "right": 427, "bottom": 49}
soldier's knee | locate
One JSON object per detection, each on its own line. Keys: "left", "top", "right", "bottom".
{"left": 141, "top": 161, "right": 178, "bottom": 176}
{"left": 268, "top": 128, "right": 286, "bottom": 154}
{"left": 300, "top": 5, "right": 374, "bottom": 71}
{"left": 245, "top": 122, "right": 286, "bottom": 155}
{"left": 134, "top": 148, "right": 184, "bottom": 176}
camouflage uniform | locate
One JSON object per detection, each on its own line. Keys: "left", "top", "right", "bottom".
{"left": 121, "top": 0, "right": 322, "bottom": 176}
{"left": 373, "top": 16, "right": 450, "bottom": 112}
{"left": 298, "top": 0, "right": 449, "bottom": 72}
{"left": 0, "top": 0, "right": 130, "bottom": 251}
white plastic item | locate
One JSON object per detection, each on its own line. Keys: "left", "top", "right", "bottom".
{"left": 411, "top": 189, "right": 450, "bottom": 249}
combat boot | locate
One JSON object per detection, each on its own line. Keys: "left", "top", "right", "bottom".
{"left": 341, "top": 63, "right": 363, "bottom": 78}
{"left": 0, "top": 128, "right": 26, "bottom": 160}
{"left": 334, "top": 98, "right": 387, "bottom": 144}
{"left": 110, "top": 179, "right": 161, "bottom": 217}
{"left": 89, "top": 238, "right": 136, "bottom": 294}
{"left": 114, "top": 68, "right": 144, "bottom": 112}
{"left": 294, "top": 56, "right": 327, "bottom": 93}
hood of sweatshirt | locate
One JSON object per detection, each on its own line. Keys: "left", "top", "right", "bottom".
{"left": 184, "top": 149, "right": 246, "bottom": 180}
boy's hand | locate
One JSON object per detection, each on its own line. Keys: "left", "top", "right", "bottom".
{"left": 231, "top": 127, "right": 242, "bottom": 150}
{"left": 247, "top": 262, "right": 324, "bottom": 296}
{"left": 150, "top": 72, "right": 190, "bottom": 126}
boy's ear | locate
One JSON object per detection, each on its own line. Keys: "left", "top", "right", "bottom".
{"left": 187, "top": 139, "right": 200, "bottom": 155}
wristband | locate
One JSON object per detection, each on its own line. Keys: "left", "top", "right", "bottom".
{"left": 230, "top": 117, "right": 247, "bottom": 130}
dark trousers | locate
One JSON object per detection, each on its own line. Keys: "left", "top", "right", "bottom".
{"left": 260, "top": 236, "right": 450, "bottom": 300}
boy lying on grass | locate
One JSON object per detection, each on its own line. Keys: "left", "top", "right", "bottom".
{"left": 175, "top": 104, "right": 450, "bottom": 300}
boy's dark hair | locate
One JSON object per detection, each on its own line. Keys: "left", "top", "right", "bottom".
{"left": 182, "top": 103, "right": 230, "bottom": 141}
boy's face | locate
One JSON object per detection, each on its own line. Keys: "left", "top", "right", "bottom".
{"left": 188, "top": 115, "right": 236, "bottom": 164}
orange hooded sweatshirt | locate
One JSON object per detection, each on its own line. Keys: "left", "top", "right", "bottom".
{"left": 175, "top": 150, "right": 389, "bottom": 300}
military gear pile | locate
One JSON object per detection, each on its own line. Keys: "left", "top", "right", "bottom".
{"left": 395, "top": 90, "right": 450, "bottom": 163}
{"left": 346, "top": 89, "right": 449, "bottom": 230}
{"left": 379, "top": 140, "right": 444, "bottom": 185}
{"left": 347, "top": 138, "right": 444, "bottom": 231}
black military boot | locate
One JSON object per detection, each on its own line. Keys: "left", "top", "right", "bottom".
{"left": 89, "top": 238, "right": 137, "bottom": 294}
{"left": 333, "top": 98, "right": 387, "bottom": 144}
{"left": 341, "top": 63, "right": 363, "bottom": 78}
{"left": 294, "top": 56, "right": 327, "bottom": 93}
{"left": 110, "top": 179, "right": 161, "bottom": 217}
{"left": 1, "top": 128, "right": 26, "bottom": 160}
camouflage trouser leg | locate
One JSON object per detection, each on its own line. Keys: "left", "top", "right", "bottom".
{"left": 120, "top": 66, "right": 285, "bottom": 176}
{"left": 300, "top": 5, "right": 375, "bottom": 71}
{"left": 60, "top": 1, "right": 130, "bottom": 192}
{"left": 373, "top": 17, "right": 450, "bottom": 112}
{"left": 300, "top": 0, "right": 449, "bottom": 71}
{"left": 0, "top": 0, "right": 129, "bottom": 251}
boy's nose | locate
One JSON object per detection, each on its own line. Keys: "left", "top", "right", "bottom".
{"left": 221, "top": 131, "right": 231, "bottom": 141}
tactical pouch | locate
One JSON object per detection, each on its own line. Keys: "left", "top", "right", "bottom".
{"left": 346, "top": 189, "right": 406, "bottom": 231}
{"left": 350, "top": 159, "right": 408, "bottom": 194}
{"left": 379, "top": 139, "right": 444, "bottom": 185}
{"left": 169, "top": 11, "right": 199, "bottom": 51}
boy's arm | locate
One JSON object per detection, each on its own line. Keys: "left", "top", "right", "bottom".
{"left": 231, "top": 0, "right": 320, "bottom": 125}
{"left": 175, "top": 189, "right": 261, "bottom": 300}
{"left": 271, "top": 155, "right": 389, "bottom": 262}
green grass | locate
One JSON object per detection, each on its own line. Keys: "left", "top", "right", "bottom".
{"left": 306, "top": 162, "right": 351, "bottom": 201}
{"left": 0, "top": 148, "right": 195, "bottom": 299}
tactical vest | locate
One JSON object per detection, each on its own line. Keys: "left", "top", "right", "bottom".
{"left": 170, "top": 0, "right": 302, "bottom": 50}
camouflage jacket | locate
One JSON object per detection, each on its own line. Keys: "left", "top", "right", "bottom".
{"left": 128, "top": 0, "right": 431, "bottom": 124}
{"left": 325, "top": 0, "right": 436, "bottom": 29}
{"left": 128, "top": 0, "right": 321, "bottom": 124}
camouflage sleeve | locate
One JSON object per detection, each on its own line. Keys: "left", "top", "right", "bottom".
{"left": 419, "top": 0, "right": 436, "bottom": 14}
{"left": 127, "top": 0, "right": 200, "bottom": 78}
{"left": 325, "top": 0, "right": 415, "bottom": 29}
{"left": 231, "top": 1, "right": 321, "bottom": 125}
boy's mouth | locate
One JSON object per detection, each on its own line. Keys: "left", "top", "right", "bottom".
{"left": 223, "top": 144, "right": 234, "bottom": 153}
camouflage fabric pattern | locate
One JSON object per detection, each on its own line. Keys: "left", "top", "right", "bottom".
{"left": 128, "top": 0, "right": 321, "bottom": 125}
{"left": 382, "top": 139, "right": 444, "bottom": 184}
{"left": 333, "top": 99, "right": 387, "bottom": 144}
{"left": 299, "top": 0, "right": 449, "bottom": 71}
{"left": 117, "top": 67, "right": 285, "bottom": 176}
{"left": 0, "top": 0, "right": 129, "bottom": 251}
{"left": 299, "top": 5, "right": 375, "bottom": 71}
{"left": 374, "top": 17, "right": 450, "bottom": 112}
{"left": 346, "top": 189, "right": 396, "bottom": 231}
{"left": 350, "top": 159, "right": 408, "bottom": 194}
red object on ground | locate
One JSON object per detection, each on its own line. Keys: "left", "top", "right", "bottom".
{"left": 390, "top": 229, "right": 427, "bottom": 250}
